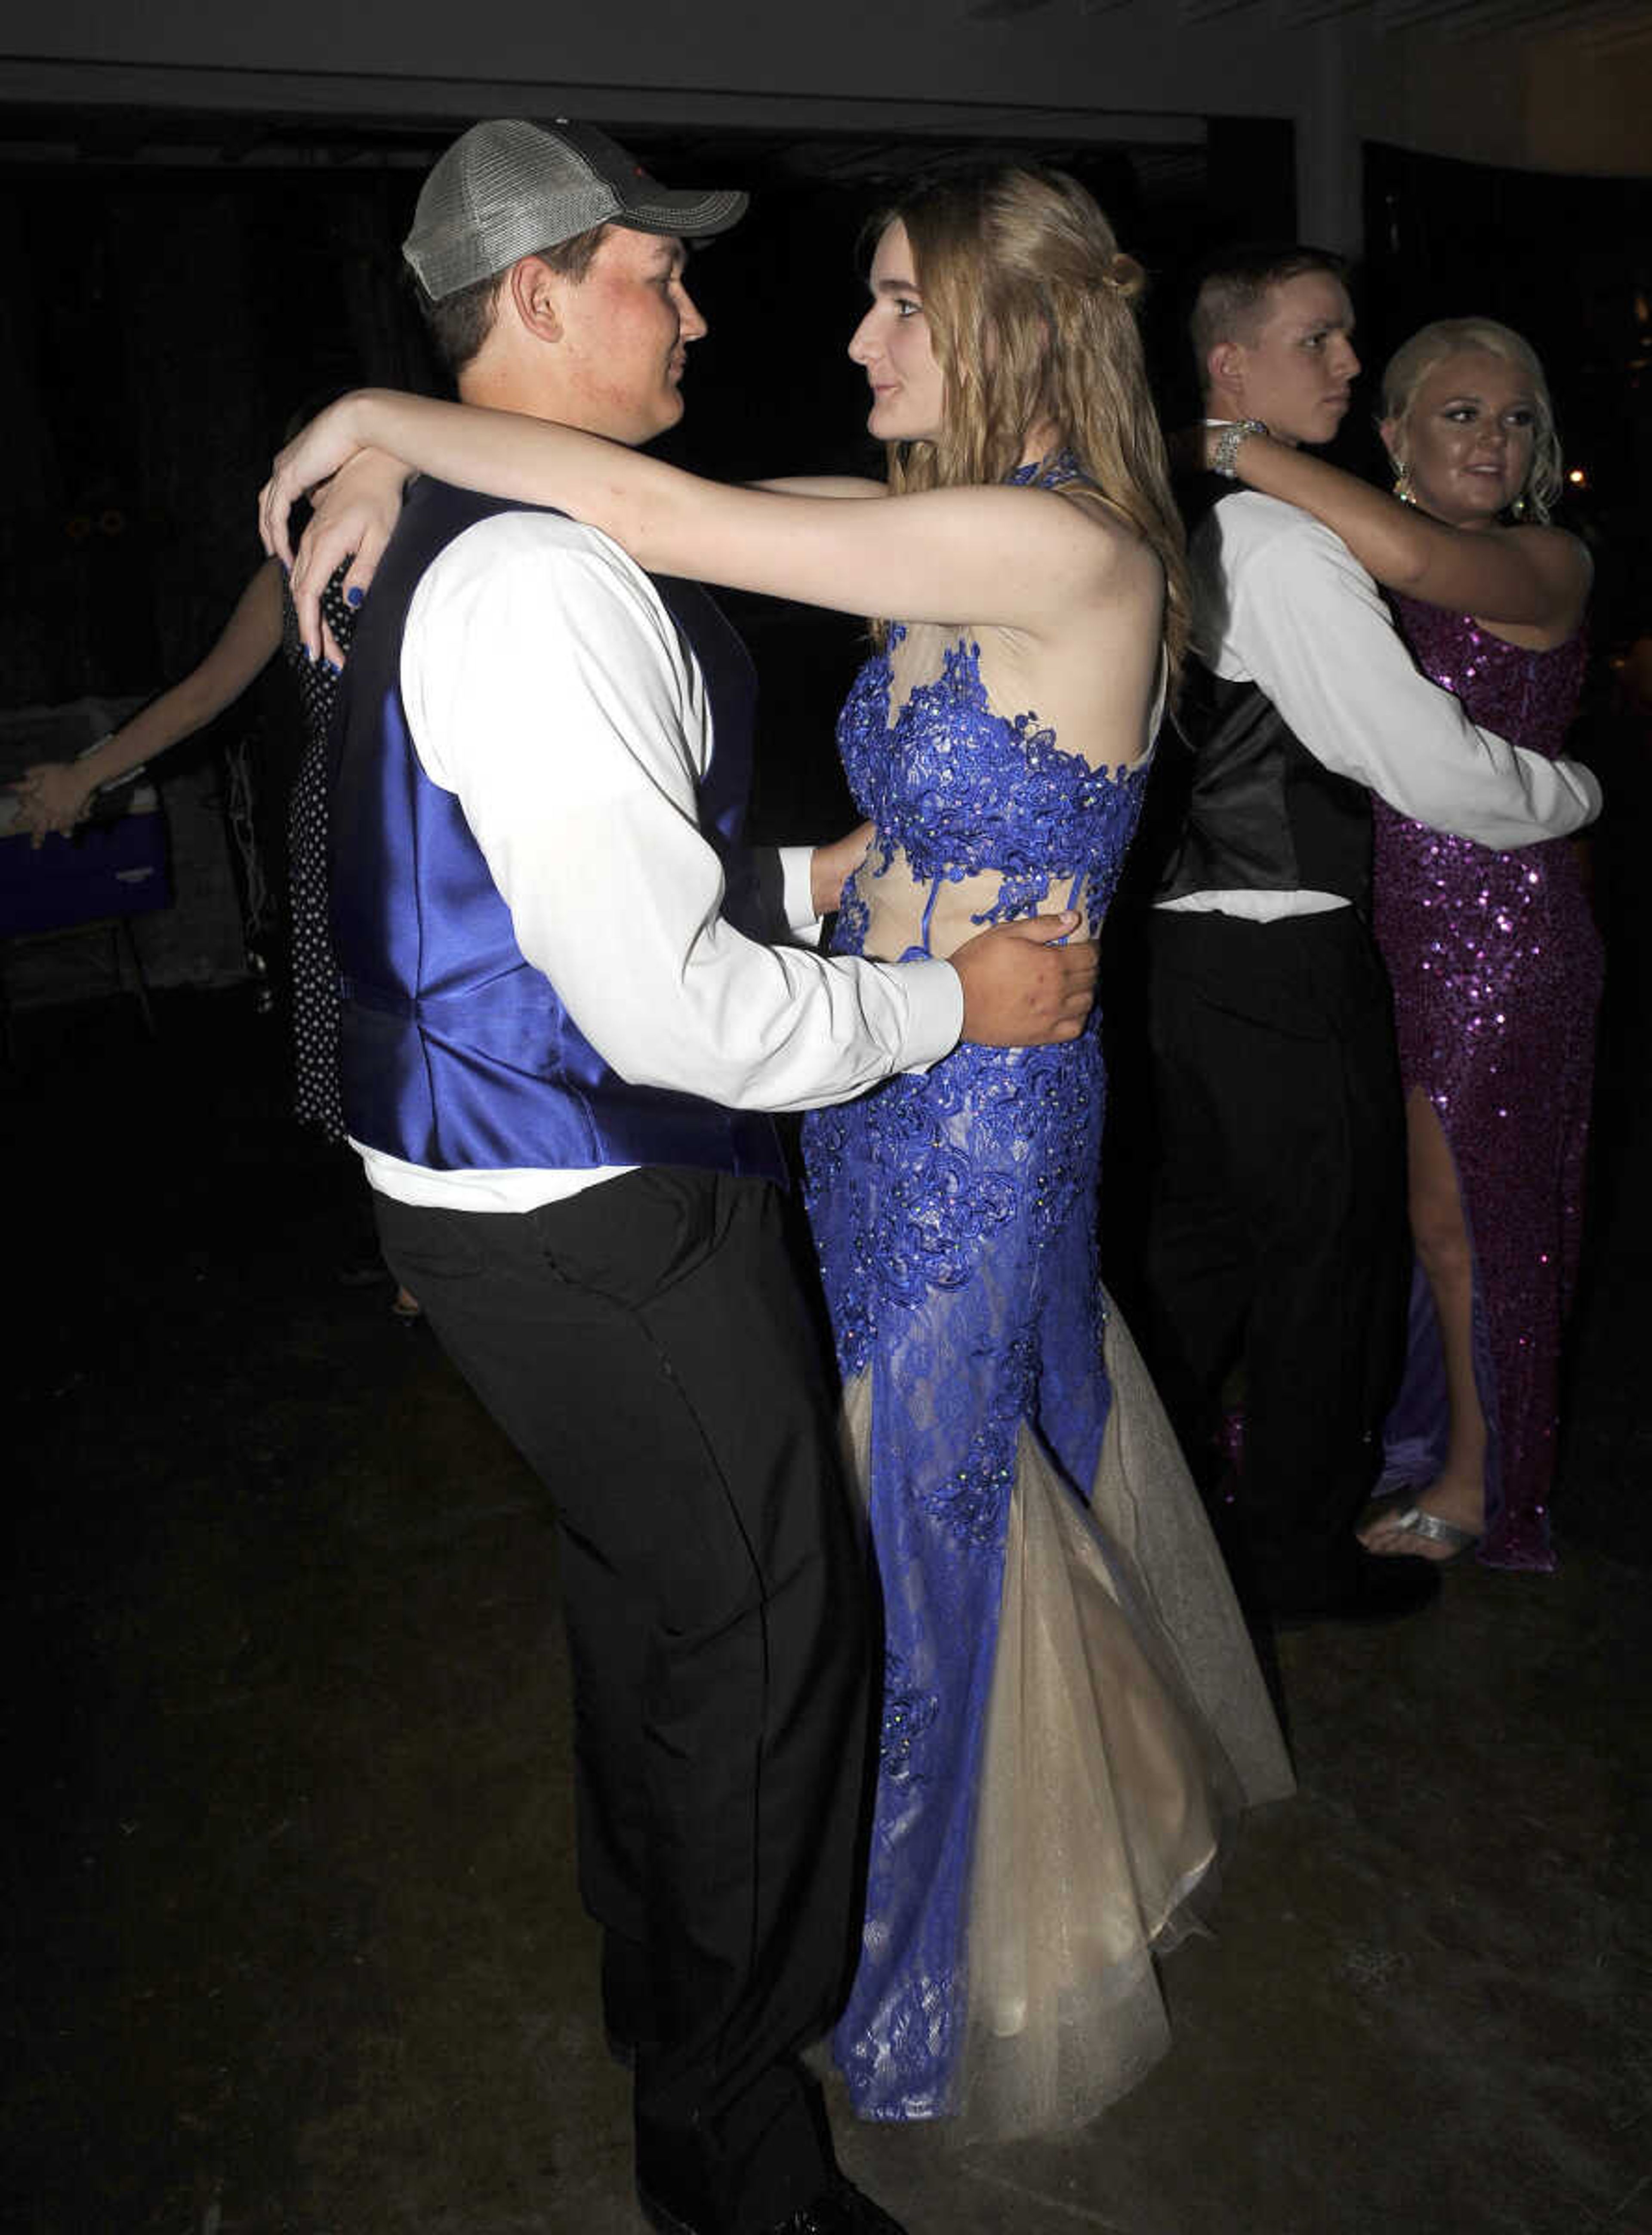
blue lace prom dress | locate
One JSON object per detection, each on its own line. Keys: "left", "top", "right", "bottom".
{"left": 802, "top": 463, "right": 1293, "bottom": 2138}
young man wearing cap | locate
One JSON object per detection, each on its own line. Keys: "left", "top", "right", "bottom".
{"left": 326, "top": 119, "right": 1097, "bottom": 2235}
{"left": 1134, "top": 247, "right": 1600, "bottom": 1628}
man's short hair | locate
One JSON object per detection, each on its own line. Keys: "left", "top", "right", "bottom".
{"left": 414, "top": 222, "right": 610, "bottom": 380}
{"left": 1189, "top": 244, "right": 1348, "bottom": 378}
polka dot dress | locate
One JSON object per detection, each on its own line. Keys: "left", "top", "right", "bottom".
{"left": 281, "top": 571, "right": 354, "bottom": 1144}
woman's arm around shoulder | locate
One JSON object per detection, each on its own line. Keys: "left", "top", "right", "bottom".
{"left": 697, "top": 473, "right": 1144, "bottom": 636}
{"left": 1216, "top": 428, "right": 1589, "bottom": 643}
{"left": 266, "top": 390, "right": 1142, "bottom": 639}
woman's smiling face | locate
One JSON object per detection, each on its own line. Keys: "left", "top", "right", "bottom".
{"left": 1389, "top": 348, "right": 1540, "bottom": 528}
{"left": 848, "top": 222, "right": 947, "bottom": 446}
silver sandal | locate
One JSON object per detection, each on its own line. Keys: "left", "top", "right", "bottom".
{"left": 1368, "top": 1502, "right": 1480, "bottom": 1563}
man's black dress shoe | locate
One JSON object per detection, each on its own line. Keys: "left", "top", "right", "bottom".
{"left": 1271, "top": 1547, "right": 1441, "bottom": 1630}
{"left": 638, "top": 2172, "right": 908, "bottom": 2235}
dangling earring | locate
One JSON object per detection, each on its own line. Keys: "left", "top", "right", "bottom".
{"left": 1510, "top": 490, "right": 1528, "bottom": 521}
{"left": 1392, "top": 458, "right": 1415, "bottom": 505}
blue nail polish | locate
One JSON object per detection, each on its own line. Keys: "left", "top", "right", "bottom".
{"left": 345, "top": 585, "right": 364, "bottom": 608}
{"left": 324, "top": 658, "right": 341, "bottom": 676}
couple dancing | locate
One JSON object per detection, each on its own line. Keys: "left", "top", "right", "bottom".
{"left": 262, "top": 120, "right": 1291, "bottom": 2235}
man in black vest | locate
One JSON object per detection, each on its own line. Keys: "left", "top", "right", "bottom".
{"left": 1138, "top": 245, "right": 1599, "bottom": 1629}
{"left": 316, "top": 120, "right": 1098, "bottom": 2235}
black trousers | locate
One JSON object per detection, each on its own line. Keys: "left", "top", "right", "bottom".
{"left": 375, "top": 1169, "right": 869, "bottom": 2235}
{"left": 1140, "top": 908, "right": 1407, "bottom": 1612}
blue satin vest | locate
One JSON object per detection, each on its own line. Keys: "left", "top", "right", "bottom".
{"left": 328, "top": 478, "right": 786, "bottom": 1184}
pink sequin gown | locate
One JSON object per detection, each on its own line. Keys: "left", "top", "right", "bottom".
{"left": 1372, "top": 596, "right": 1602, "bottom": 1570}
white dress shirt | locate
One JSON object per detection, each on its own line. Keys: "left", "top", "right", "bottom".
{"left": 1161, "top": 493, "right": 1601, "bottom": 922}
{"left": 358, "top": 511, "right": 962, "bottom": 1213}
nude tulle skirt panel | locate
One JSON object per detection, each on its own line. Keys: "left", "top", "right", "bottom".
{"left": 841, "top": 1302, "right": 1294, "bottom": 2140}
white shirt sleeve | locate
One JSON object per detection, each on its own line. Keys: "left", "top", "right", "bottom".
{"left": 1198, "top": 494, "right": 1601, "bottom": 847}
{"left": 778, "top": 844, "right": 824, "bottom": 940}
{"left": 400, "top": 513, "right": 961, "bottom": 1112}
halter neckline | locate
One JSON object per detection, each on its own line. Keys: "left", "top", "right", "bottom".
{"left": 1007, "top": 449, "right": 1085, "bottom": 490}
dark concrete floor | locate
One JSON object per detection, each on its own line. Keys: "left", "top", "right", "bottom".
{"left": 6, "top": 983, "right": 1649, "bottom": 2235}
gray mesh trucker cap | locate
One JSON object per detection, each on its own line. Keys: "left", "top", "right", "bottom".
{"left": 404, "top": 118, "right": 748, "bottom": 300}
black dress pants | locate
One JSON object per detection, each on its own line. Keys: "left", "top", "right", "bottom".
{"left": 1140, "top": 908, "right": 1407, "bottom": 1613}
{"left": 375, "top": 1168, "right": 869, "bottom": 2235}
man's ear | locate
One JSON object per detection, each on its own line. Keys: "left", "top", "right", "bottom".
{"left": 506, "top": 255, "right": 565, "bottom": 344}
{"left": 1206, "top": 339, "right": 1244, "bottom": 401}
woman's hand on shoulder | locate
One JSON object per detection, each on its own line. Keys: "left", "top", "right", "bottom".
{"left": 259, "top": 391, "right": 378, "bottom": 564}
{"left": 283, "top": 447, "right": 412, "bottom": 666}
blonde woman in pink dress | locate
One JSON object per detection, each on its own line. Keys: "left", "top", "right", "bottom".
{"left": 1204, "top": 318, "right": 1597, "bottom": 1570}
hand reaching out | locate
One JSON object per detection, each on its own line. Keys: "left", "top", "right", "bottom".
{"left": 8, "top": 760, "right": 98, "bottom": 848}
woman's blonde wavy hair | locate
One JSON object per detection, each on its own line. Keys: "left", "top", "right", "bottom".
{"left": 866, "top": 166, "right": 1190, "bottom": 683}
{"left": 1382, "top": 316, "right": 1564, "bottom": 524}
